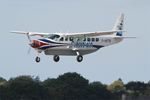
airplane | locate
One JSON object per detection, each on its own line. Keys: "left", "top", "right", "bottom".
{"left": 12, "top": 13, "right": 134, "bottom": 63}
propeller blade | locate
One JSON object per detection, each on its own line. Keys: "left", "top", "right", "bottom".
{"left": 26, "top": 33, "right": 32, "bottom": 43}
{"left": 27, "top": 46, "right": 31, "bottom": 54}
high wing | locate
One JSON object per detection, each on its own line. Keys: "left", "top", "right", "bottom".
{"left": 59, "top": 30, "right": 124, "bottom": 37}
{"left": 11, "top": 30, "right": 125, "bottom": 37}
{"left": 11, "top": 31, "right": 50, "bottom": 37}
{"left": 97, "top": 35, "right": 136, "bottom": 38}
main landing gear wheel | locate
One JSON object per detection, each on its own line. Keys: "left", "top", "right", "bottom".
{"left": 77, "top": 55, "right": 83, "bottom": 62}
{"left": 35, "top": 57, "right": 40, "bottom": 63}
{"left": 53, "top": 55, "right": 60, "bottom": 62}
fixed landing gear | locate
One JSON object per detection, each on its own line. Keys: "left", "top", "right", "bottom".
{"left": 35, "top": 56, "right": 40, "bottom": 63}
{"left": 77, "top": 55, "right": 83, "bottom": 62}
{"left": 35, "top": 50, "right": 42, "bottom": 63}
{"left": 75, "top": 51, "right": 83, "bottom": 62}
{"left": 34, "top": 55, "right": 83, "bottom": 62}
{"left": 35, "top": 55, "right": 60, "bottom": 63}
{"left": 53, "top": 55, "right": 60, "bottom": 62}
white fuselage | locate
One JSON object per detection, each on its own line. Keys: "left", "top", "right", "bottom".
{"left": 41, "top": 35, "right": 123, "bottom": 56}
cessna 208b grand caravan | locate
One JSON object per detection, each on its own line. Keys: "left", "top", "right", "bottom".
{"left": 12, "top": 14, "right": 134, "bottom": 63}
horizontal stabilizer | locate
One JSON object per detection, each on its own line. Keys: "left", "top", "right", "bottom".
{"left": 99, "top": 35, "right": 136, "bottom": 38}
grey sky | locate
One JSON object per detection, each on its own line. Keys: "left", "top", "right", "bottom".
{"left": 0, "top": 0, "right": 150, "bottom": 84}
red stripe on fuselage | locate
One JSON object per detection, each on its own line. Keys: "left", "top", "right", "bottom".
{"left": 31, "top": 40, "right": 49, "bottom": 48}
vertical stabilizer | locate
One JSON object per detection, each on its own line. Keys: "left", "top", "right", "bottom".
{"left": 113, "top": 13, "right": 124, "bottom": 36}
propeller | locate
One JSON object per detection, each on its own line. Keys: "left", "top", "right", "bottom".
{"left": 27, "top": 46, "right": 31, "bottom": 54}
{"left": 26, "top": 32, "right": 32, "bottom": 54}
{"left": 26, "top": 32, "right": 32, "bottom": 43}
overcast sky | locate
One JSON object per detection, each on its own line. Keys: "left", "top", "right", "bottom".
{"left": 0, "top": 0, "right": 150, "bottom": 84}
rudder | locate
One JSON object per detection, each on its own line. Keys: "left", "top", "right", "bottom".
{"left": 113, "top": 13, "right": 124, "bottom": 36}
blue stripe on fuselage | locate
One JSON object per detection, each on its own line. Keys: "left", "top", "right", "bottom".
{"left": 38, "top": 39, "right": 65, "bottom": 44}
{"left": 38, "top": 39, "right": 51, "bottom": 43}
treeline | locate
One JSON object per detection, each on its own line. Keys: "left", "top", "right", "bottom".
{"left": 0, "top": 72, "right": 150, "bottom": 100}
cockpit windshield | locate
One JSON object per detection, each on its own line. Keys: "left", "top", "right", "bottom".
{"left": 47, "top": 34, "right": 60, "bottom": 40}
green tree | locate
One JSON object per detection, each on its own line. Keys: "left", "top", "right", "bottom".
{"left": 107, "top": 79, "right": 125, "bottom": 100}
{"left": 43, "top": 78, "right": 59, "bottom": 100}
{"left": 126, "top": 81, "right": 147, "bottom": 96}
{"left": 43, "top": 72, "right": 89, "bottom": 100}
{"left": 107, "top": 78, "right": 125, "bottom": 92}
{"left": 5, "top": 76, "right": 47, "bottom": 100}
{"left": 88, "top": 81, "right": 114, "bottom": 100}
{"left": 0, "top": 77, "right": 6, "bottom": 82}
{"left": 0, "top": 77, "right": 8, "bottom": 100}
{"left": 0, "top": 77, "right": 7, "bottom": 85}
{"left": 58, "top": 72, "right": 89, "bottom": 100}
{"left": 0, "top": 73, "right": 126, "bottom": 100}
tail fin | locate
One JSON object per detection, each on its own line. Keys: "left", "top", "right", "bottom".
{"left": 113, "top": 13, "right": 124, "bottom": 36}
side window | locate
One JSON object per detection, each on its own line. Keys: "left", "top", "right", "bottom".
{"left": 69, "top": 37, "right": 73, "bottom": 41}
{"left": 60, "top": 37, "right": 64, "bottom": 41}
{"left": 92, "top": 38, "right": 95, "bottom": 42}
{"left": 83, "top": 38, "right": 86, "bottom": 41}
{"left": 65, "top": 37, "right": 68, "bottom": 41}
{"left": 96, "top": 38, "right": 99, "bottom": 42}
{"left": 76, "top": 38, "right": 79, "bottom": 41}
{"left": 87, "top": 38, "right": 91, "bottom": 42}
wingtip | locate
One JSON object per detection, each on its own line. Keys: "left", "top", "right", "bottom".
{"left": 10, "top": 31, "right": 28, "bottom": 34}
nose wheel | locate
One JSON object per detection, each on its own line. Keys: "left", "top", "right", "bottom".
{"left": 35, "top": 57, "right": 40, "bottom": 63}
{"left": 53, "top": 55, "right": 60, "bottom": 62}
{"left": 77, "top": 55, "right": 83, "bottom": 62}
{"left": 35, "top": 50, "right": 42, "bottom": 63}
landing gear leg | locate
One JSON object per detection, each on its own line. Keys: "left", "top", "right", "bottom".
{"left": 53, "top": 55, "right": 60, "bottom": 62}
{"left": 35, "top": 50, "right": 41, "bottom": 63}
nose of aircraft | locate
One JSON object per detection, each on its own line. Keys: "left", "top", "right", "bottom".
{"left": 29, "top": 40, "right": 49, "bottom": 48}
{"left": 29, "top": 40, "right": 41, "bottom": 48}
